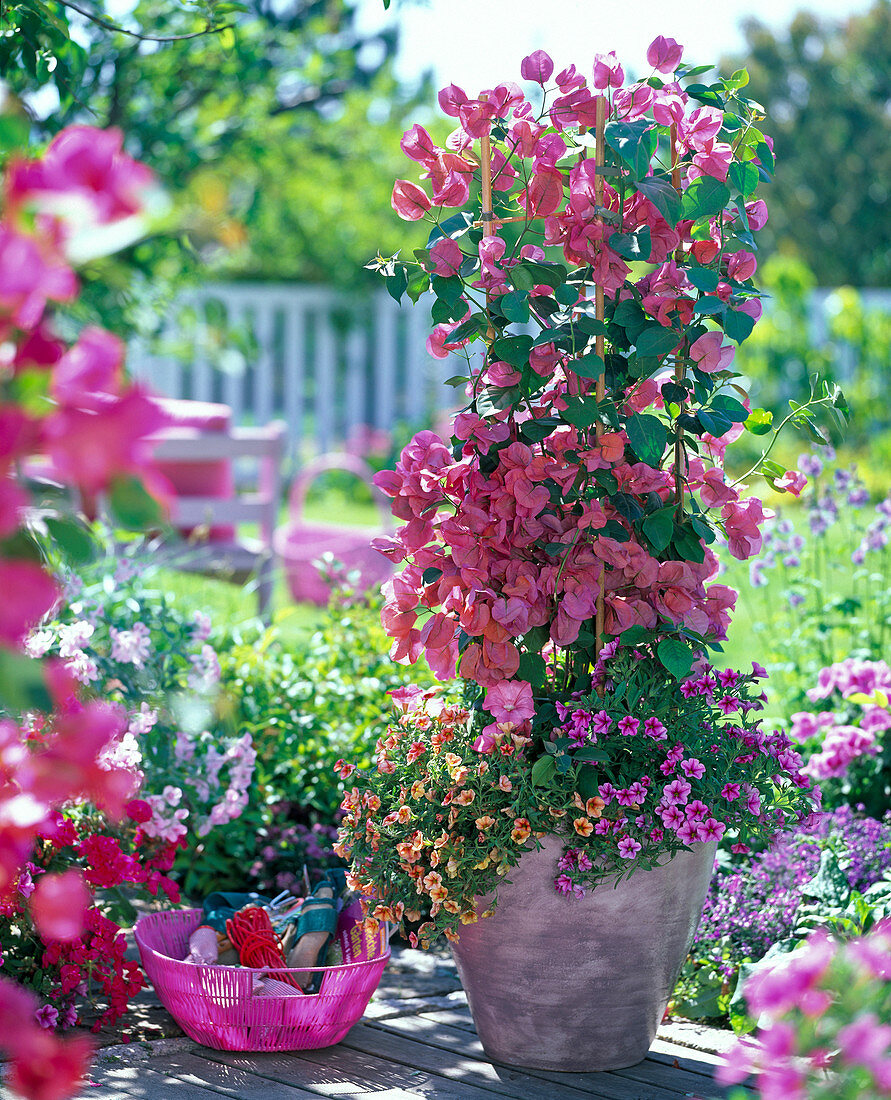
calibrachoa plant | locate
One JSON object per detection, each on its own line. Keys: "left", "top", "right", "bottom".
{"left": 337, "top": 640, "right": 818, "bottom": 945}
{"left": 341, "top": 40, "right": 840, "bottom": 943}
{"left": 30, "top": 555, "right": 257, "bottom": 851}
{"left": 0, "top": 124, "right": 169, "bottom": 1096}
{"left": 0, "top": 807, "right": 180, "bottom": 1035}
{"left": 718, "top": 922, "right": 891, "bottom": 1099}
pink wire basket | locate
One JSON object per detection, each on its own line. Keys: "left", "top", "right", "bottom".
{"left": 274, "top": 453, "right": 393, "bottom": 606}
{"left": 134, "top": 902, "right": 390, "bottom": 1051}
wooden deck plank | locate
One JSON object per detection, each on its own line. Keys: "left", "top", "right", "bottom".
{"left": 419, "top": 1005, "right": 739, "bottom": 1094}
{"left": 344, "top": 1020, "right": 687, "bottom": 1100}
{"left": 202, "top": 1041, "right": 530, "bottom": 1100}
{"left": 76, "top": 1063, "right": 233, "bottom": 1100}
{"left": 612, "top": 1055, "right": 732, "bottom": 1097}
{"left": 144, "top": 1049, "right": 324, "bottom": 1099}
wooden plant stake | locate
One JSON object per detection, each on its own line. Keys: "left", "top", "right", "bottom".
{"left": 593, "top": 93, "right": 607, "bottom": 661}
{"left": 670, "top": 122, "right": 686, "bottom": 519}
{"left": 479, "top": 120, "right": 497, "bottom": 343}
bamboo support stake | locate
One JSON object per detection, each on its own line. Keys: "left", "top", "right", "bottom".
{"left": 479, "top": 123, "right": 497, "bottom": 343}
{"left": 594, "top": 94, "right": 607, "bottom": 659}
{"left": 670, "top": 123, "right": 686, "bottom": 519}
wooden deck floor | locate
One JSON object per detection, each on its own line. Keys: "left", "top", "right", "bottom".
{"left": 65, "top": 1005, "right": 744, "bottom": 1100}
{"left": 3, "top": 946, "right": 747, "bottom": 1100}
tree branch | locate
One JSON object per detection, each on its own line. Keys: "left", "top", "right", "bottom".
{"left": 56, "top": 0, "right": 232, "bottom": 42}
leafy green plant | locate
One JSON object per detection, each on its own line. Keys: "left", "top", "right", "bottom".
{"left": 175, "top": 587, "right": 429, "bottom": 897}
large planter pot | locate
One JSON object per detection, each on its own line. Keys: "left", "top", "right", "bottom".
{"left": 450, "top": 836, "right": 716, "bottom": 1072}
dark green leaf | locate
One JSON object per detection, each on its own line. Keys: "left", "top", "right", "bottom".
{"left": 635, "top": 176, "right": 682, "bottom": 226}
{"left": 608, "top": 227, "right": 652, "bottom": 261}
{"left": 560, "top": 397, "right": 601, "bottom": 429}
{"left": 383, "top": 266, "right": 407, "bottom": 303}
{"left": 569, "top": 351, "right": 605, "bottom": 380}
{"left": 604, "top": 119, "right": 657, "bottom": 179}
{"left": 686, "top": 267, "right": 720, "bottom": 293}
{"left": 636, "top": 325, "right": 680, "bottom": 358}
{"left": 431, "top": 274, "right": 464, "bottom": 306}
{"left": 448, "top": 314, "right": 487, "bottom": 342}
{"left": 427, "top": 211, "right": 474, "bottom": 247}
{"left": 683, "top": 83, "right": 725, "bottom": 109}
{"left": 492, "top": 334, "right": 533, "bottom": 369}
{"left": 672, "top": 526, "right": 706, "bottom": 563}
{"left": 723, "top": 307, "right": 756, "bottom": 345}
{"left": 656, "top": 637, "right": 695, "bottom": 679}
{"left": 572, "top": 746, "right": 607, "bottom": 762}
{"left": 626, "top": 413, "right": 667, "bottom": 465}
{"left": 681, "top": 176, "right": 731, "bottom": 221}
{"left": 711, "top": 395, "right": 750, "bottom": 422}
{"left": 519, "top": 417, "right": 560, "bottom": 443}
{"left": 518, "top": 651, "right": 548, "bottom": 690}
{"left": 641, "top": 506, "right": 676, "bottom": 553}
{"left": 692, "top": 297, "right": 727, "bottom": 316}
{"left": 554, "top": 283, "right": 579, "bottom": 306}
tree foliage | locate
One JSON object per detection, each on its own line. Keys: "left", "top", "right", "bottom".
{"left": 725, "top": 1, "right": 891, "bottom": 285}
{"left": 1, "top": 0, "right": 431, "bottom": 321}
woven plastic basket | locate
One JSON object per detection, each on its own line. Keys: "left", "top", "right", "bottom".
{"left": 274, "top": 454, "right": 393, "bottom": 606}
{"left": 134, "top": 902, "right": 389, "bottom": 1051}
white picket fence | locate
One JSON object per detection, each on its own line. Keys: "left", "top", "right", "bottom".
{"left": 130, "top": 282, "right": 891, "bottom": 461}
{"left": 129, "top": 283, "right": 460, "bottom": 460}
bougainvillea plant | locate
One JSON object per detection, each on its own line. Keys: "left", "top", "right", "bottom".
{"left": 370, "top": 38, "right": 847, "bottom": 694}
{"left": 0, "top": 124, "right": 169, "bottom": 1097}
{"left": 339, "top": 40, "right": 844, "bottom": 946}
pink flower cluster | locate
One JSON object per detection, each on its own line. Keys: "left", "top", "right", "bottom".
{"left": 0, "top": 126, "right": 167, "bottom": 1092}
{"left": 375, "top": 424, "right": 749, "bottom": 688}
{"left": 791, "top": 659, "right": 891, "bottom": 780}
{"left": 720, "top": 922, "right": 891, "bottom": 1099}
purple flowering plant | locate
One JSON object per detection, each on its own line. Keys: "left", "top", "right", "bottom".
{"left": 526, "top": 639, "right": 818, "bottom": 894}
{"left": 30, "top": 547, "right": 256, "bottom": 857}
{"left": 674, "top": 805, "right": 891, "bottom": 1024}
{"left": 337, "top": 640, "right": 819, "bottom": 946}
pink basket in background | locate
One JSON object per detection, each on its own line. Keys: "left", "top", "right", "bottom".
{"left": 134, "top": 902, "right": 389, "bottom": 1051}
{"left": 275, "top": 454, "right": 393, "bottom": 606}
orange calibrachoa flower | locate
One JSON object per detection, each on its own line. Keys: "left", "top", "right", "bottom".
{"left": 573, "top": 817, "right": 595, "bottom": 838}
{"left": 511, "top": 818, "right": 531, "bottom": 844}
{"left": 453, "top": 789, "right": 475, "bottom": 806}
{"left": 406, "top": 741, "right": 426, "bottom": 764}
{"left": 586, "top": 797, "right": 606, "bottom": 818}
{"left": 475, "top": 815, "right": 496, "bottom": 831}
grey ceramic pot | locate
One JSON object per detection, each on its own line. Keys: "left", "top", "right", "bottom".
{"left": 450, "top": 836, "right": 716, "bottom": 1072}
